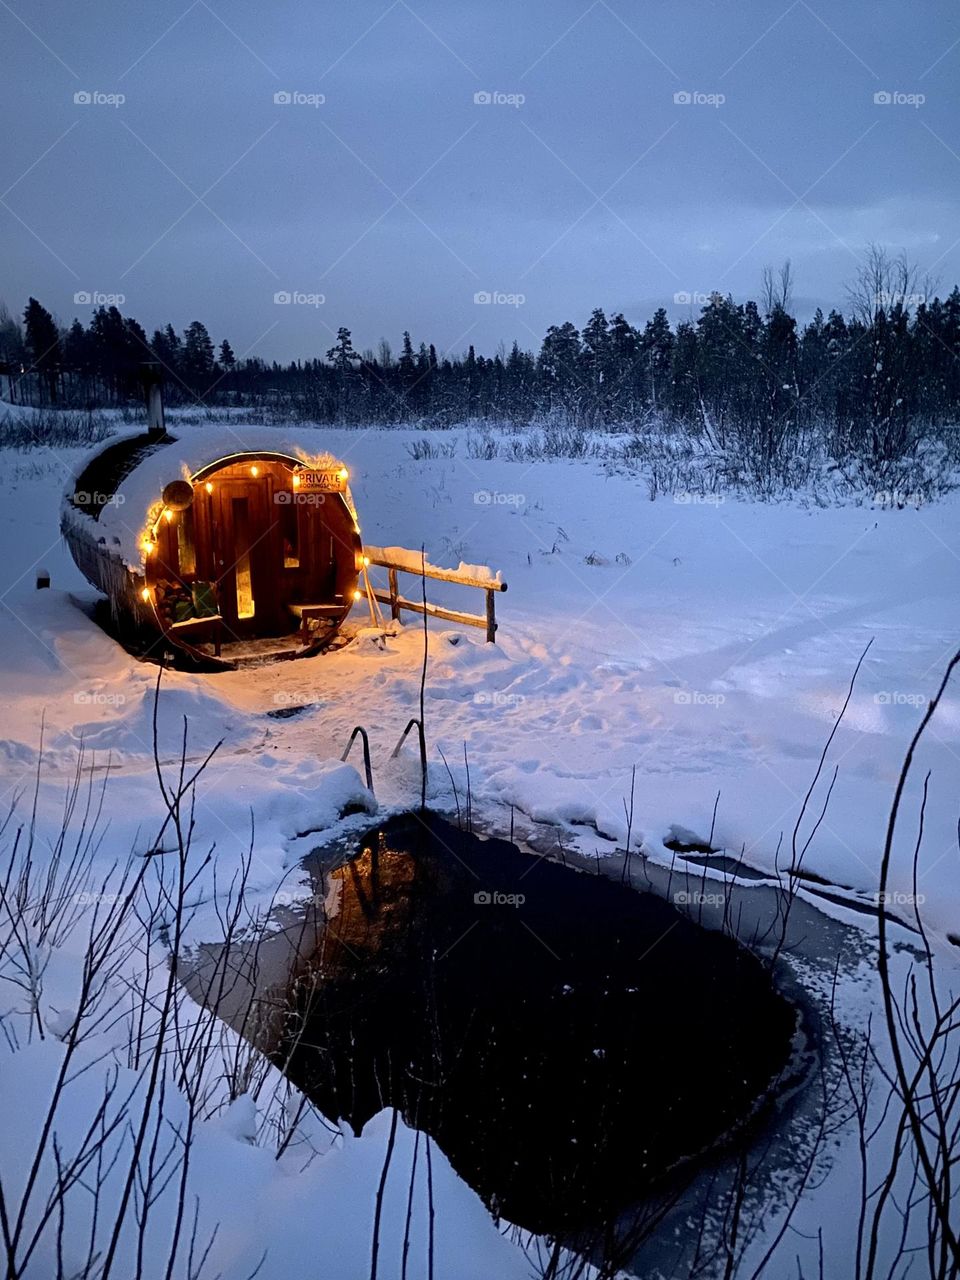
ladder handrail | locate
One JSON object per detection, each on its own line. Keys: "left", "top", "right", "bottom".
{"left": 391, "top": 717, "right": 421, "bottom": 757}
{"left": 391, "top": 721, "right": 427, "bottom": 808}
{"left": 340, "top": 725, "right": 374, "bottom": 795}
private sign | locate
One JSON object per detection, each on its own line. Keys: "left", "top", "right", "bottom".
{"left": 297, "top": 468, "right": 347, "bottom": 493}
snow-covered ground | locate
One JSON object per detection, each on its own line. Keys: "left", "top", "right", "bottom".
{"left": 5, "top": 416, "right": 959, "bottom": 921}
{"left": 1, "top": 404, "right": 959, "bottom": 1278}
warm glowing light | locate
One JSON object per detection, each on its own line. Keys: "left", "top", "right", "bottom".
{"left": 353, "top": 589, "right": 362, "bottom": 601}
{"left": 163, "top": 509, "right": 173, "bottom": 523}
{"left": 338, "top": 467, "right": 349, "bottom": 481}
{"left": 205, "top": 482, "right": 213, "bottom": 494}
{"left": 141, "top": 539, "right": 155, "bottom": 556}
{"left": 250, "top": 465, "right": 259, "bottom": 478}
{"left": 292, "top": 472, "right": 300, "bottom": 487}
{"left": 140, "top": 587, "right": 150, "bottom": 602}
{"left": 362, "top": 555, "right": 370, "bottom": 566}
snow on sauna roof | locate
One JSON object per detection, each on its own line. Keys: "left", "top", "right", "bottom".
{"left": 62, "top": 424, "right": 354, "bottom": 571}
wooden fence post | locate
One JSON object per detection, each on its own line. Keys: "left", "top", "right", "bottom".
{"left": 365, "top": 552, "right": 507, "bottom": 641}
{"left": 485, "top": 588, "right": 497, "bottom": 643}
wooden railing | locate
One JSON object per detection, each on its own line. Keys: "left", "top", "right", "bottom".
{"left": 364, "top": 550, "right": 508, "bottom": 643}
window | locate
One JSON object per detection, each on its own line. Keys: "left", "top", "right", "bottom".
{"left": 176, "top": 506, "right": 196, "bottom": 577}
{"left": 280, "top": 496, "right": 300, "bottom": 568}
{"left": 232, "top": 497, "right": 255, "bottom": 619}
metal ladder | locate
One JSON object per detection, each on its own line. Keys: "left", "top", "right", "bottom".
{"left": 340, "top": 717, "right": 428, "bottom": 802}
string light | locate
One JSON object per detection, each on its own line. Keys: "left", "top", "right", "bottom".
{"left": 292, "top": 472, "right": 300, "bottom": 488}
{"left": 338, "top": 467, "right": 348, "bottom": 482}
{"left": 353, "top": 589, "right": 362, "bottom": 601}
{"left": 163, "top": 509, "right": 173, "bottom": 523}
{"left": 362, "top": 555, "right": 370, "bottom": 566}
{"left": 205, "top": 481, "right": 213, "bottom": 494}
{"left": 141, "top": 539, "right": 156, "bottom": 556}
{"left": 250, "top": 465, "right": 259, "bottom": 478}
{"left": 140, "top": 587, "right": 150, "bottom": 602}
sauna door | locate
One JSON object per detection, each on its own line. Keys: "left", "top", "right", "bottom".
{"left": 206, "top": 480, "right": 282, "bottom": 638}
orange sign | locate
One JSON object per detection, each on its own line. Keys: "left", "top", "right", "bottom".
{"left": 297, "top": 468, "right": 347, "bottom": 493}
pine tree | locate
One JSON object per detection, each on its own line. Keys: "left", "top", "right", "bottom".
{"left": 149, "top": 325, "right": 182, "bottom": 379}
{"left": 182, "top": 321, "right": 215, "bottom": 391}
{"left": 397, "top": 331, "right": 418, "bottom": 413}
{"left": 325, "top": 327, "right": 358, "bottom": 371}
{"left": 641, "top": 309, "right": 673, "bottom": 413}
{"left": 23, "top": 298, "right": 61, "bottom": 403}
{"left": 758, "top": 302, "right": 799, "bottom": 462}
{"left": 671, "top": 321, "right": 698, "bottom": 425}
{"left": 605, "top": 313, "right": 640, "bottom": 416}
{"left": 325, "top": 328, "right": 361, "bottom": 419}
{"left": 694, "top": 294, "right": 745, "bottom": 446}
{"left": 0, "top": 302, "right": 26, "bottom": 402}
{"left": 505, "top": 340, "right": 535, "bottom": 419}
{"left": 0, "top": 302, "right": 24, "bottom": 366}
{"left": 537, "top": 322, "right": 581, "bottom": 413}
{"left": 798, "top": 309, "right": 826, "bottom": 421}
{"left": 62, "top": 319, "right": 93, "bottom": 401}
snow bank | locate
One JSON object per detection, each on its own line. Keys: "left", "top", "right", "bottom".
{"left": 0, "top": 1039, "right": 530, "bottom": 1280}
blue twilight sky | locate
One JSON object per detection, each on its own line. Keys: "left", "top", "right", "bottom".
{"left": 2, "top": 0, "right": 959, "bottom": 361}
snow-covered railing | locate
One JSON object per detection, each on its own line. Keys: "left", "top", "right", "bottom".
{"left": 364, "top": 546, "right": 508, "bottom": 643}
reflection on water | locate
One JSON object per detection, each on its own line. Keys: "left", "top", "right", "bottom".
{"left": 267, "top": 811, "right": 796, "bottom": 1241}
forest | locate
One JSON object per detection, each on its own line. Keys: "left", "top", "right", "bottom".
{"left": 3, "top": 252, "right": 959, "bottom": 486}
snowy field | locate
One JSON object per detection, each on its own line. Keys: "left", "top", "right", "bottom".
{"left": 1, "top": 404, "right": 959, "bottom": 1278}
{"left": 4, "top": 416, "right": 959, "bottom": 919}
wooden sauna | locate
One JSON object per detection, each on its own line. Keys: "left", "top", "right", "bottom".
{"left": 63, "top": 432, "right": 364, "bottom": 667}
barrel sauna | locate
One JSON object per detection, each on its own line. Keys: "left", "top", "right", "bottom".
{"left": 62, "top": 428, "right": 364, "bottom": 668}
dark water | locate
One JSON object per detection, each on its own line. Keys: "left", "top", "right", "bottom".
{"left": 273, "top": 811, "right": 797, "bottom": 1240}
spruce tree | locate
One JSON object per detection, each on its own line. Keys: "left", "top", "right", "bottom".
{"left": 23, "top": 297, "right": 61, "bottom": 403}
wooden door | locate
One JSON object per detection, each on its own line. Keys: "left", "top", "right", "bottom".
{"left": 202, "top": 479, "right": 283, "bottom": 638}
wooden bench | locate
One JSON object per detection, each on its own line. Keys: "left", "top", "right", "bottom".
{"left": 168, "top": 614, "right": 224, "bottom": 657}
{"left": 287, "top": 602, "right": 344, "bottom": 645}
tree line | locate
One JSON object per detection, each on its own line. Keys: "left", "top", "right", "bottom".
{"left": 3, "top": 250, "right": 959, "bottom": 478}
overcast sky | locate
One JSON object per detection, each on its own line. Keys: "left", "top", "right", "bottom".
{"left": 2, "top": 0, "right": 959, "bottom": 361}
